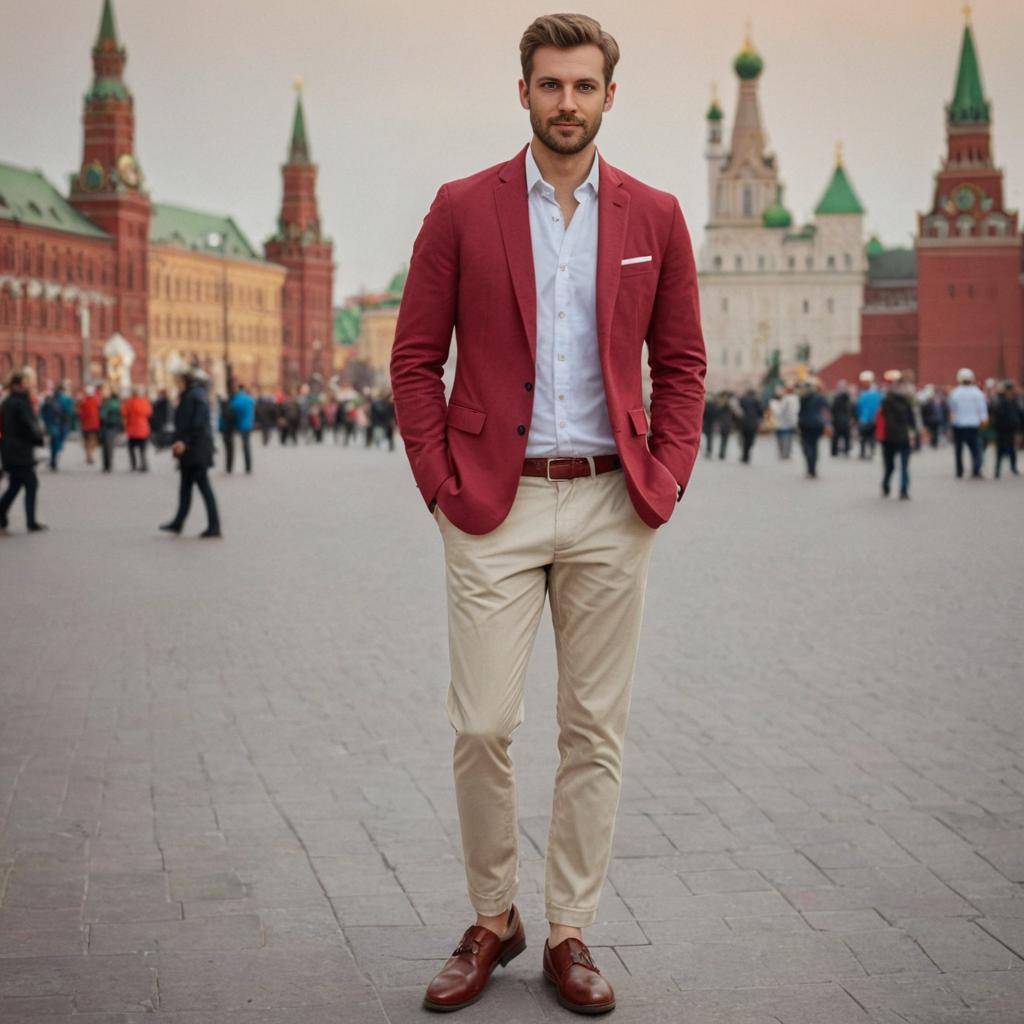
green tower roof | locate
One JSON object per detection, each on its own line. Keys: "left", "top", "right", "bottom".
{"left": 949, "top": 20, "right": 990, "bottom": 124}
{"left": 734, "top": 29, "right": 764, "bottom": 81}
{"left": 288, "top": 89, "right": 311, "bottom": 164}
{"left": 95, "top": 0, "right": 121, "bottom": 50}
{"left": 865, "top": 235, "right": 885, "bottom": 257}
{"left": 815, "top": 150, "right": 865, "bottom": 216}
{"left": 150, "top": 203, "right": 259, "bottom": 259}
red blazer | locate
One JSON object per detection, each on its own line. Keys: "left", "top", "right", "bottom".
{"left": 390, "top": 147, "right": 707, "bottom": 535}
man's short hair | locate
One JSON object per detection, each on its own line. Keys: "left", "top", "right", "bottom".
{"left": 520, "top": 13, "right": 620, "bottom": 88}
{"left": 6, "top": 371, "right": 25, "bottom": 389}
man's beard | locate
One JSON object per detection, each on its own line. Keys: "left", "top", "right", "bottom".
{"left": 529, "top": 104, "right": 602, "bottom": 155}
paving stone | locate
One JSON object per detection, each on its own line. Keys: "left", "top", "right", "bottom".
{"left": 901, "top": 918, "right": 1024, "bottom": 972}
{"left": 840, "top": 928, "right": 940, "bottom": 974}
{"left": 88, "top": 912, "right": 264, "bottom": 954}
{"left": 155, "top": 949, "right": 370, "bottom": 1010}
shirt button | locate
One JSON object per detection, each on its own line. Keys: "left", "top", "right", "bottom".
{"left": 558, "top": 394, "right": 565, "bottom": 401}
{"left": 559, "top": 264, "right": 567, "bottom": 272}
{"left": 559, "top": 420, "right": 567, "bottom": 428}
{"left": 558, "top": 354, "right": 566, "bottom": 361}
{"left": 524, "top": 382, "right": 533, "bottom": 392}
{"left": 517, "top": 424, "right": 526, "bottom": 436}
{"left": 558, "top": 311, "right": 566, "bottom": 319}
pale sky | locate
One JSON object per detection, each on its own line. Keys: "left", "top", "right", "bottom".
{"left": 3, "top": 0, "right": 1023, "bottom": 303}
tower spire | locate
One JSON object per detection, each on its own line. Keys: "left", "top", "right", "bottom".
{"left": 95, "top": 0, "right": 121, "bottom": 50}
{"left": 288, "top": 79, "right": 311, "bottom": 164}
{"left": 949, "top": 16, "right": 989, "bottom": 123}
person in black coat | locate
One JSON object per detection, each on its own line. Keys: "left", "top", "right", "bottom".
{"left": 0, "top": 371, "right": 48, "bottom": 532}
{"left": 830, "top": 382, "right": 853, "bottom": 457}
{"left": 992, "top": 381, "right": 1022, "bottom": 479}
{"left": 737, "top": 389, "right": 764, "bottom": 464}
{"left": 797, "top": 379, "right": 830, "bottom": 479}
{"left": 159, "top": 369, "right": 222, "bottom": 538}
{"left": 879, "top": 376, "right": 917, "bottom": 499}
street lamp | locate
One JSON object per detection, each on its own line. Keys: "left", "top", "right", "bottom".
{"left": 206, "top": 230, "right": 232, "bottom": 394}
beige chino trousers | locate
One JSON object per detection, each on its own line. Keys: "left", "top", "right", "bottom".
{"left": 435, "top": 469, "right": 658, "bottom": 928}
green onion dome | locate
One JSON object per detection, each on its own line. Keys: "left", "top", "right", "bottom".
{"left": 734, "top": 33, "right": 764, "bottom": 80}
{"left": 763, "top": 186, "right": 792, "bottom": 228}
{"left": 865, "top": 236, "right": 884, "bottom": 257}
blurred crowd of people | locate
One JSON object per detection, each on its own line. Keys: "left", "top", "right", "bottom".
{"left": 0, "top": 368, "right": 397, "bottom": 536}
{"left": 701, "top": 366, "right": 1023, "bottom": 498}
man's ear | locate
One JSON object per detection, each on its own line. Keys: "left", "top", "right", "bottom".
{"left": 518, "top": 79, "right": 530, "bottom": 111}
{"left": 603, "top": 81, "right": 616, "bottom": 113}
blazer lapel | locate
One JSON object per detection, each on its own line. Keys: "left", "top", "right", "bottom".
{"left": 596, "top": 157, "right": 630, "bottom": 364}
{"left": 494, "top": 148, "right": 537, "bottom": 364}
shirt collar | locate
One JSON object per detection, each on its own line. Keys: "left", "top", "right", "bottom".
{"left": 525, "top": 145, "right": 600, "bottom": 199}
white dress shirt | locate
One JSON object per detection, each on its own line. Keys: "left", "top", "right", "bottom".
{"left": 525, "top": 146, "right": 615, "bottom": 457}
{"left": 948, "top": 384, "right": 989, "bottom": 427}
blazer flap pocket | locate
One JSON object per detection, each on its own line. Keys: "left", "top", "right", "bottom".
{"left": 446, "top": 403, "right": 486, "bottom": 435}
{"left": 628, "top": 407, "right": 649, "bottom": 436}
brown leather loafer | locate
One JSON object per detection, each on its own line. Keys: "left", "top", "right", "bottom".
{"left": 423, "top": 905, "right": 526, "bottom": 1012}
{"left": 543, "top": 936, "right": 616, "bottom": 1014}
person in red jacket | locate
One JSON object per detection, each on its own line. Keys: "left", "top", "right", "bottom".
{"left": 121, "top": 386, "right": 153, "bottom": 472}
{"left": 77, "top": 385, "right": 101, "bottom": 465}
{"left": 391, "top": 15, "right": 705, "bottom": 1016}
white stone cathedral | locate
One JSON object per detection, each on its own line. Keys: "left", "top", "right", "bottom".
{"left": 699, "top": 32, "right": 867, "bottom": 390}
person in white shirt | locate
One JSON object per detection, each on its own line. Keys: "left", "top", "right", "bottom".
{"left": 947, "top": 367, "right": 989, "bottom": 478}
{"left": 769, "top": 382, "right": 800, "bottom": 459}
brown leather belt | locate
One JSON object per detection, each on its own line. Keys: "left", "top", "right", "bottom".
{"left": 521, "top": 455, "right": 622, "bottom": 480}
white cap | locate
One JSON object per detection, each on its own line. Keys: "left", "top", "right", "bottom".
{"left": 859, "top": 370, "right": 875, "bottom": 383}
{"left": 957, "top": 367, "right": 975, "bottom": 383}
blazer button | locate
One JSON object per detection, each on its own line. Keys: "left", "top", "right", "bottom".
{"left": 524, "top": 382, "right": 533, "bottom": 392}
{"left": 517, "top": 424, "right": 526, "bottom": 436}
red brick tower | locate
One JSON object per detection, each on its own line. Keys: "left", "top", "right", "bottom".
{"left": 265, "top": 82, "right": 335, "bottom": 388}
{"left": 68, "top": 0, "right": 151, "bottom": 383}
{"left": 915, "top": 9, "right": 1022, "bottom": 385}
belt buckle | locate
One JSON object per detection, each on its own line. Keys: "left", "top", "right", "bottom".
{"left": 545, "top": 457, "right": 596, "bottom": 481}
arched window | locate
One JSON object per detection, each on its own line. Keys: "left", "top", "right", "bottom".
{"left": 827, "top": 255, "right": 836, "bottom": 269}
{"left": 802, "top": 300, "right": 810, "bottom": 314}
{"left": 713, "top": 255, "right": 722, "bottom": 270}
{"left": 787, "top": 256, "right": 795, "bottom": 270}
{"left": 734, "top": 255, "right": 743, "bottom": 271}
{"left": 844, "top": 253, "right": 853, "bottom": 268}
{"left": 827, "top": 298, "right": 835, "bottom": 314}
{"left": 742, "top": 187, "right": 753, "bottom": 217}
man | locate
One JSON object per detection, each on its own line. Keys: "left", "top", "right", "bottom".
{"left": 160, "top": 368, "right": 222, "bottom": 538}
{"left": 737, "top": 387, "right": 763, "bottom": 464}
{"left": 948, "top": 366, "right": 988, "bottom": 479}
{"left": 0, "top": 371, "right": 48, "bottom": 533}
{"left": 992, "top": 380, "right": 1022, "bottom": 479}
{"left": 798, "top": 378, "right": 830, "bottom": 479}
{"left": 40, "top": 383, "right": 72, "bottom": 471}
{"left": 878, "top": 370, "right": 916, "bottom": 499}
{"left": 830, "top": 379, "right": 852, "bottom": 457}
{"left": 226, "top": 383, "right": 256, "bottom": 474}
{"left": 99, "top": 385, "right": 123, "bottom": 473}
{"left": 855, "top": 370, "right": 881, "bottom": 459}
{"left": 390, "top": 14, "right": 705, "bottom": 1015}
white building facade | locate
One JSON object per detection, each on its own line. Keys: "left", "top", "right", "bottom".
{"left": 698, "top": 34, "right": 867, "bottom": 390}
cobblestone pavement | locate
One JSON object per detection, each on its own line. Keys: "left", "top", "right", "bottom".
{"left": 1, "top": 434, "right": 1022, "bottom": 1024}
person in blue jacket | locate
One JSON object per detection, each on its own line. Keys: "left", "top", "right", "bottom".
{"left": 226, "top": 383, "right": 256, "bottom": 474}
{"left": 855, "top": 370, "right": 882, "bottom": 459}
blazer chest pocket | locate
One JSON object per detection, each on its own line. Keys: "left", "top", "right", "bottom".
{"left": 446, "top": 403, "right": 486, "bottom": 435}
{"left": 620, "top": 260, "right": 655, "bottom": 280}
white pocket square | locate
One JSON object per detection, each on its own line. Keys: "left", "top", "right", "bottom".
{"left": 621, "top": 255, "right": 652, "bottom": 265}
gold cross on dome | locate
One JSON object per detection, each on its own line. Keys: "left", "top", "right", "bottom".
{"left": 293, "top": 75, "right": 304, "bottom": 93}
{"left": 962, "top": 3, "right": 972, "bottom": 22}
